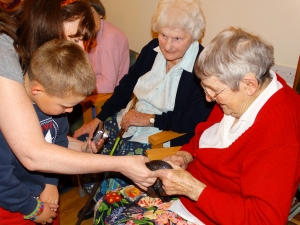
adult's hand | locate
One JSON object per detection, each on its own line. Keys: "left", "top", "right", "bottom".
{"left": 117, "top": 155, "right": 156, "bottom": 190}
{"left": 120, "top": 109, "right": 153, "bottom": 131}
{"left": 73, "top": 118, "right": 102, "bottom": 140}
{"left": 155, "top": 162, "right": 206, "bottom": 201}
{"left": 33, "top": 202, "right": 57, "bottom": 224}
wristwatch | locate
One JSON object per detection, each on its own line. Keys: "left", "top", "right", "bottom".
{"left": 149, "top": 114, "right": 155, "bottom": 126}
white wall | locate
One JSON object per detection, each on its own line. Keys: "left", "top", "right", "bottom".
{"left": 101, "top": 0, "right": 300, "bottom": 68}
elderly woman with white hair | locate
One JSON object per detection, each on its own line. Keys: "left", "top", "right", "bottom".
{"left": 107, "top": 27, "right": 299, "bottom": 224}
{"left": 74, "top": 0, "right": 214, "bottom": 220}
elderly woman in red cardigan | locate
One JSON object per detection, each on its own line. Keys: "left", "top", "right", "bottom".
{"left": 94, "top": 27, "right": 300, "bottom": 225}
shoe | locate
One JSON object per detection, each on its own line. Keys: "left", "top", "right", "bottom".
{"left": 77, "top": 200, "right": 96, "bottom": 220}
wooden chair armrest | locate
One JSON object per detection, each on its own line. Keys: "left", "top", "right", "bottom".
{"left": 80, "top": 100, "right": 93, "bottom": 124}
{"left": 90, "top": 93, "right": 112, "bottom": 115}
{"left": 148, "top": 131, "right": 186, "bottom": 149}
{"left": 80, "top": 93, "right": 111, "bottom": 103}
{"left": 145, "top": 146, "right": 181, "bottom": 161}
{"left": 90, "top": 93, "right": 113, "bottom": 107}
{"left": 79, "top": 93, "right": 112, "bottom": 123}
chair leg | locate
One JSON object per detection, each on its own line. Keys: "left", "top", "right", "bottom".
{"left": 76, "top": 173, "right": 102, "bottom": 225}
{"left": 77, "top": 175, "right": 86, "bottom": 197}
{"left": 289, "top": 196, "right": 300, "bottom": 221}
{"left": 289, "top": 202, "right": 300, "bottom": 221}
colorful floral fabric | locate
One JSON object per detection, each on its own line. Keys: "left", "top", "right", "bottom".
{"left": 94, "top": 185, "right": 198, "bottom": 225}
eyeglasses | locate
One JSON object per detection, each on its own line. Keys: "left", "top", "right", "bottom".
{"left": 200, "top": 80, "right": 236, "bottom": 101}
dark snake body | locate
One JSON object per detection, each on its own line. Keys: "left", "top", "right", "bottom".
{"left": 145, "top": 160, "right": 173, "bottom": 201}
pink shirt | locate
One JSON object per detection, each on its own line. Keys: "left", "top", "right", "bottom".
{"left": 89, "top": 20, "right": 129, "bottom": 94}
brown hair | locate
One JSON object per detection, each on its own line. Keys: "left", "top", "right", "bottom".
{"left": 27, "top": 39, "right": 96, "bottom": 98}
{"left": 61, "top": 1, "right": 96, "bottom": 40}
{"left": 16, "top": 0, "right": 96, "bottom": 71}
{"left": 80, "top": 0, "right": 105, "bottom": 18}
{"left": 0, "top": 9, "right": 21, "bottom": 43}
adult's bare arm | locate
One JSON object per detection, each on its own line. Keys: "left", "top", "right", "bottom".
{"left": 0, "top": 77, "right": 156, "bottom": 188}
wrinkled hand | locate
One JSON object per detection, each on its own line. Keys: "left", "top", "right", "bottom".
{"left": 39, "top": 184, "right": 59, "bottom": 211}
{"left": 120, "top": 110, "right": 152, "bottom": 131}
{"left": 33, "top": 202, "right": 57, "bottom": 224}
{"left": 73, "top": 118, "right": 102, "bottom": 140}
{"left": 117, "top": 155, "right": 156, "bottom": 190}
{"left": 163, "top": 151, "right": 193, "bottom": 169}
{"left": 154, "top": 161, "right": 206, "bottom": 201}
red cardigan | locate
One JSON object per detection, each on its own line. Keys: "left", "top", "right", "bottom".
{"left": 180, "top": 76, "right": 300, "bottom": 224}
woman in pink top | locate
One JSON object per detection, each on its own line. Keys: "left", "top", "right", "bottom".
{"left": 87, "top": 0, "right": 129, "bottom": 94}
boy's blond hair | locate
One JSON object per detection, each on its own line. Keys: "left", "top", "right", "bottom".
{"left": 27, "top": 39, "right": 96, "bottom": 98}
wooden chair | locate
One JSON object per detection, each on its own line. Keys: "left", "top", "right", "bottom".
{"left": 293, "top": 55, "right": 300, "bottom": 94}
{"left": 80, "top": 93, "right": 112, "bottom": 124}
{"left": 146, "top": 131, "right": 184, "bottom": 160}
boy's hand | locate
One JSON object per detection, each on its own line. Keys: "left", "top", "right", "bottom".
{"left": 67, "top": 135, "right": 104, "bottom": 153}
{"left": 33, "top": 202, "right": 57, "bottom": 224}
{"left": 39, "top": 184, "right": 59, "bottom": 211}
{"left": 83, "top": 138, "right": 104, "bottom": 153}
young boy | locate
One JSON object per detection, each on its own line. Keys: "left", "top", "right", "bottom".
{"left": 0, "top": 39, "right": 98, "bottom": 224}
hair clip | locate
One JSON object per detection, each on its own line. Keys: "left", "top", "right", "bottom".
{"left": 61, "top": 0, "right": 77, "bottom": 8}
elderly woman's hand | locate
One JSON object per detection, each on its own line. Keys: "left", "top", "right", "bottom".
{"left": 73, "top": 118, "right": 102, "bottom": 140}
{"left": 155, "top": 162, "right": 206, "bottom": 201}
{"left": 121, "top": 109, "right": 153, "bottom": 131}
{"left": 163, "top": 151, "right": 193, "bottom": 169}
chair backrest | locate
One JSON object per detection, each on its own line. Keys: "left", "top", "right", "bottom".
{"left": 293, "top": 55, "right": 300, "bottom": 94}
{"left": 129, "top": 49, "right": 139, "bottom": 67}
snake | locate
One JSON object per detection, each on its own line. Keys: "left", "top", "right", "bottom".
{"left": 145, "top": 160, "right": 173, "bottom": 201}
